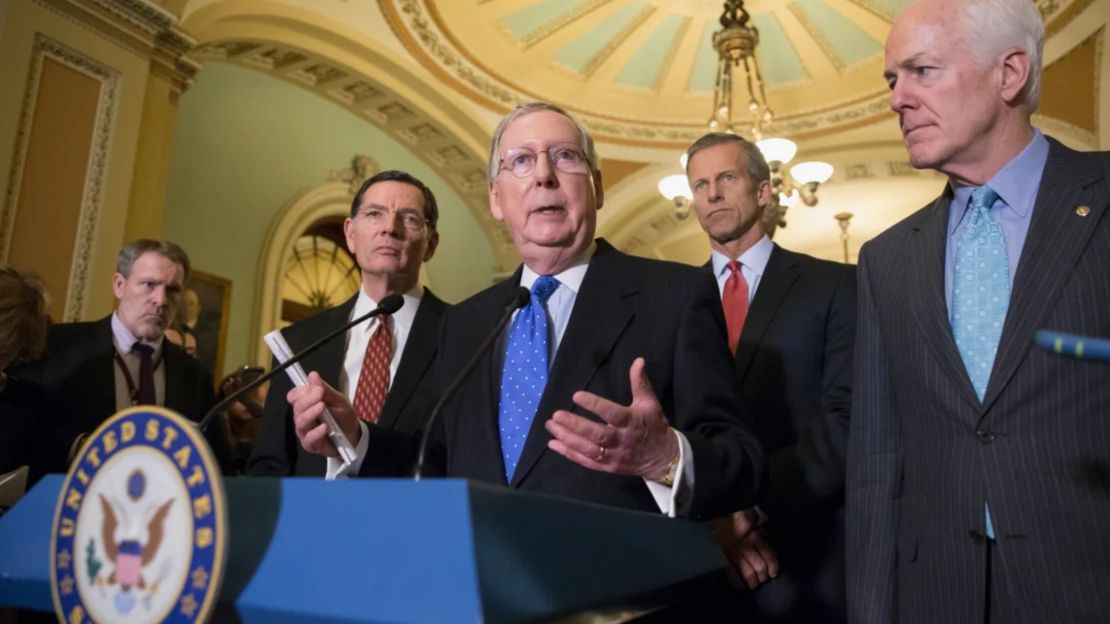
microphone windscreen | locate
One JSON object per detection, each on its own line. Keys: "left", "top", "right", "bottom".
{"left": 379, "top": 293, "right": 405, "bottom": 315}
{"left": 511, "top": 286, "right": 531, "bottom": 310}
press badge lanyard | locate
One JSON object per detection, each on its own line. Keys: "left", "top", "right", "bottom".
{"left": 114, "top": 349, "right": 165, "bottom": 406}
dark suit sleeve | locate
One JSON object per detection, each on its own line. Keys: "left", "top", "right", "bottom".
{"left": 678, "top": 273, "right": 767, "bottom": 519}
{"left": 245, "top": 356, "right": 297, "bottom": 476}
{"left": 761, "top": 264, "right": 856, "bottom": 526}
{"left": 193, "top": 368, "right": 236, "bottom": 476}
{"left": 845, "top": 247, "right": 900, "bottom": 623}
{"left": 358, "top": 314, "right": 449, "bottom": 479}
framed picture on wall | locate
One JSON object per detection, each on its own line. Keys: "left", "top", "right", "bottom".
{"left": 182, "top": 269, "right": 231, "bottom": 378}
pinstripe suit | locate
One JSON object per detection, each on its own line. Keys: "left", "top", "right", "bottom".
{"left": 846, "top": 138, "right": 1110, "bottom": 623}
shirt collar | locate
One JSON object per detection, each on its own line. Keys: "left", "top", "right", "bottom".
{"left": 111, "top": 312, "right": 163, "bottom": 355}
{"left": 350, "top": 283, "right": 423, "bottom": 335}
{"left": 710, "top": 234, "right": 774, "bottom": 279}
{"left": 949, "top": 129, "right": 1048, "bottom": 234}
{"left": 520, "top": 241, "right": 596, "bottom": 294}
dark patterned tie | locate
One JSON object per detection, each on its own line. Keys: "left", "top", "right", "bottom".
{"left": 352, "top": 315, "right": 392, "bottom": 423}
{"left": 131, "top": 343, "right": 156, "bottom": 405}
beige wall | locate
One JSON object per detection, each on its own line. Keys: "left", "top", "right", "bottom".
{"left": 0, "top": 0, "right": 193, "bottom": 321}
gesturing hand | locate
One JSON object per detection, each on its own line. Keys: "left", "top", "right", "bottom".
{"left": 290, "top": 371, "right": 360, "bottom": 458}
{"left": 545, "top": 357, "right": 679, "bottom": 481}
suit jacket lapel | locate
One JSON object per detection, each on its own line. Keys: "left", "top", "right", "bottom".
{"left": 163, "top": 345, "right": 190, "bottom": 415}
{"left": 982, "top": 141, "right": 1107, "bottom": 412}
{"left": 908, "top": 194, "right": 982, "bottom": 410}
{"left": 734, "top": 245, "right": 799, "bottom": 378}
{"left": 317, "top": 295, "right": 358, "bottom": 389}
{"left": 378, "top": 290, "right": 444, "bottom": 431}
{"left": 93, "top": 316, "right": 120, "bottom": 419}
{"left": 469, "top": 272, "right": 526, "bottom": 484}
{"left": 510, "top": 241, "right": 635, "bottom": 487}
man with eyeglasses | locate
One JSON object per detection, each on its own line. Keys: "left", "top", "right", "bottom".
{"left": 247, "top": 170, "right": 448, "bottom": 478}
{"left": 289, "top": 103, "right": 764, "bottom": 520}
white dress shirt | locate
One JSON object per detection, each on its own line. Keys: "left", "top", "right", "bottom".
{"left": 517, "top": 246, "right": 695, "bottom": 517}
{"left": 710, "top": 233, "right": 774, "bottom": 303}
{"left": 326, "top": 285, "right": 423, "bottom": 478}
{"left": 110, "top": 312, "right": 166, "bottom": 409}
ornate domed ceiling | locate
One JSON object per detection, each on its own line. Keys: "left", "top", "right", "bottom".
{"left": 382, "top": 0, "right": 913, "bottom": 146}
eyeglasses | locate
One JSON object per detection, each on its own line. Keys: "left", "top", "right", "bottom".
{"left": 498, "top": 144, "right": 590, "bottom": 178}
{"left": 355, "top": 207, "right": 430, "bottom": 232}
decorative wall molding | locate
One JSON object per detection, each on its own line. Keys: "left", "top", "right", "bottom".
{"left": 0, "top": 34, "right": 120, "bottom": 321}
{"left": 35, "top": 0, "right": 199, "bottom": 94}
{"left": 192, "top": 39, "right": 518, "bottom": 273}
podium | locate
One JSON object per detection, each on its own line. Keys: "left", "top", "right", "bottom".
{"left": 0, "top": 476, "right": 728, "bottom": 622}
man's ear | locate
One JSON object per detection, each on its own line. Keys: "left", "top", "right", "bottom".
{"left": 112, "top": 273, "right": 126, "bottom": 299}
{"left": 998, "top": 47, "right": 1032, "bottom": 105}
{"left": 343, "top": 217, "right": 356, "bottom": 254}
{"left": 593, "top": 169, "right": 605, "bottom": 211}
{"left": 424, "top": 230, "right": 440, "bottom": 262}
{"left": 489, "top": 182, "right": 505, "bottom": 222}
{"left": 756, "top": 179, "right": 773, "bottom": 210}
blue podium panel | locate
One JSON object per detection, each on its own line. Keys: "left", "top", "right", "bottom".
{"left": 1, "top": 477, "right": 726, "bottom": 623}
{"left": 0, "top": 474, "right": 58, "bottom": 611}
{"left": 223, "top": 478, "right": 483, "bottom": 624}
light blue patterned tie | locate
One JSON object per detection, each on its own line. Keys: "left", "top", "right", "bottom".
{"left": 950, "top": 185, "right": 1007, "bottom": 540}
{"left": 951, "top": 185, "right": 1008, "bottom": 401}
{"left": 499, "top": 276, "right": 560, "bottom": 481}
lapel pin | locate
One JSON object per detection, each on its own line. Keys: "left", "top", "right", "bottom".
{"left": 1076, "top": 205, "right": 1091, "bottom": 217}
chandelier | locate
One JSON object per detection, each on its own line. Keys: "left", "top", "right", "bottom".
{"left": 657, "top": 0, "right": 833, "bottom": 232}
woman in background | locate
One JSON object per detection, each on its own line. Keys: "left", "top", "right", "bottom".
{"left": 0, "top": 266, "right": 50, "bottom": 483}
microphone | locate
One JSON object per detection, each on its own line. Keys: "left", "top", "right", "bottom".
{"left": 413, "top": 287, "right": 530, "bottom": 480}
{"left": 196, "top": 293, "right": 405, "bottom": 433}
{"left": 1034, "top": 330, "right": 1110, "bottom": 364}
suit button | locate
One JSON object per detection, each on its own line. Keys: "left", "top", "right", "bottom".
{"left": 976, "top": 429, "right": 995, "bottom": 443}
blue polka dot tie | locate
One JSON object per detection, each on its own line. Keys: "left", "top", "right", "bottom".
{"left": 499, "top": 276, "right": 560, "bottom": 481}
{"left": 951, "top": 185, "right": 1008, "bottom": 401}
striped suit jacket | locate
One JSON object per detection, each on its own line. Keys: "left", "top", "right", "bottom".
{"left": 846, "top": 138, "right": 1110, "bottom": 623}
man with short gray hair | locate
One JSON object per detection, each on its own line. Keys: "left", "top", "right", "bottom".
{"left": 686, "top": 131, "right": 855, "bottom": 622}
{"left": 848, "top": 0, "right": 1110, "bottom": 620}
{"left": 10, "top": 239, "right": 231, "bottom": 474}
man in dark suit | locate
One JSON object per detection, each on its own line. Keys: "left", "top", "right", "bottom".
{"left": 290, "top": 102, "right": 764, "bottom": 519}
{"left": 848, "top": 0, "right": 1110, "bottom": 622}
{"left": 685, "top": 132, "right": 855, "bottom": 621}
{"left": 247, "top": 170, "right": 447, "bottom": 478}
{"left": 8, "top": 240, "right": 231, "bottom": 477}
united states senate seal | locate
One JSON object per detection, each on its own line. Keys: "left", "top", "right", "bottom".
{"left": 49, "top": 407, "right": 226, "bottom": 623}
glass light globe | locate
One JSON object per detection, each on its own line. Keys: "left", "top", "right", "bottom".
{"left": 791, "top": 161, "right": 834, "bottom": 185}
{"left": 756, "top": 138, "right": 797, "bottom": 164}
{"left": 657, "top": 174, "right": 692, "bottom": 201}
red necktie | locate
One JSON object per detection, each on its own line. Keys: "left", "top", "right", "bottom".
{"left": 352, "top": 315, "right": 392, "bottom": 423}
{"left": 722, "top": 261, "right": 749, "bottom": 353}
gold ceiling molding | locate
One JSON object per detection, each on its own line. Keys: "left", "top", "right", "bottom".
{"left": 502, "top": 0, "right": 613, "bottom": 49}
{"left": 844, "top": 0, "right": 898, "bottom": 23}
{"left": 556, "top": 5, "right": 656, "bottom": 79}
{"left": 1043, "top": 0, "right": 1097, "bottom": 37}
{"left": 191, "top": 38, "right": 520, "bottom": 273}
{"left": 37, "top": 0, "right": 197, "bottom": 77}
{"left": 380, "top": 0, "right": 897, "bottom": 148}
{"left": 385, "top": 0, "right": 514, "bottom": 110}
